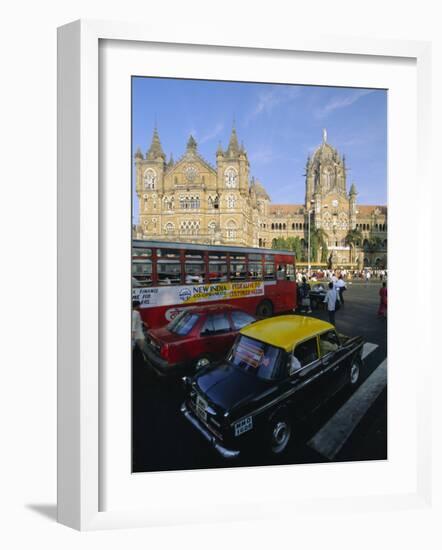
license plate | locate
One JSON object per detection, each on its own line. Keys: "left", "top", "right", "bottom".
{"left": 234, "top": 416, "right": 253, "bottom": 436}
{"left": 196, "top": 395, "right": 208, "bottom": 422}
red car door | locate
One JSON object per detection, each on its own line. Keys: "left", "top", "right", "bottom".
{"left": 199, "top": 313, "right": 236, "bottom": 361}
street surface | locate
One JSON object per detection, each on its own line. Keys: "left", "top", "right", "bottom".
{"left": 132, "top": 280, "right": 387, "bottom": 472}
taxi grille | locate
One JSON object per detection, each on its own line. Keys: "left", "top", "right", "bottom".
{"left": 189, "top": 392, "right": 223, "bottom": 441}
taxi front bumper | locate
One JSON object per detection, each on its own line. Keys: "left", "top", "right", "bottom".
{"left": 180, "top": 401, "right": 240, "bottom": 460}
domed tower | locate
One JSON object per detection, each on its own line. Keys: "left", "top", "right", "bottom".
{"left": 134, "top": 127, "right": 167, "bottom": 238}
{"left": 251, "top": 178, "right": 270, "bottom": 216}
{"left": 349, "top": 182, "right": 358, "bottom": 229}
{"left": 305, "top": 128, "right": 347, "bottom": 207}
{"left": 216, "top": 124, "right": 250, "bottom": 196}
{"left": 135, "top": 126, "right": 167, "bottom": 196}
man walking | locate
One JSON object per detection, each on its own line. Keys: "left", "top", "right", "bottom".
{"left": 323, "top": 281, "right": 340, "bottom": 325}
{"left": 335, "top": 274, "right": 346, "bottom": 306}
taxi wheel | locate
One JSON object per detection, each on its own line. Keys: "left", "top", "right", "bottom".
{"left": 349, "top": 357, "right": 362, "bottom": 386}
{"left": 267, "top": 412, "right": 292, "bottom": 455}
{"left": 256, "top": 299, "right": 274, "bottom": 318}
{"left": 194, "top": 356, "right": 211, "bottom": 371}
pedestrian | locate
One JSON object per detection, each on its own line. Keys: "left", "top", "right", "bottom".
{"left": 377, "top": 282, "right": 387, "bottom": 318}
{"left": 365, "top": 270, "right": 371, "bottom": 286}
{"left": 335, "top": 274, "right": 347, "bottom": 306}
{"left": 323, "top": 281, "right": 340, "bottom": 325}
{"left": 132, "top": 299, "right": 146, "bottom": 352}
{"left": 298, "top": 276, "right": 312, "bottom": 313}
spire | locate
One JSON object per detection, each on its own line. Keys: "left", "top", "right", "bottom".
{"left": 322, "top": 128, "right": 327, "bottom": 143}
{"left": 167, "top": 152, "right": 174, "bottom": 168}
{"left": 134, "top": 147, "right": 144, "bottom": 160}
{"left": 186, "top": 135, "right": 197, "bottom": 152}
{"left": 216, "top": 141, "right": 224, "bottom": 156}
{"left": 226, "top": 124, "right": 240, "bottom": 156}
{"left": 146, "top": 126, "right": 166, "bottom": 160}
{"left": 349, "top": 182, "right": 357, "bottom": 196}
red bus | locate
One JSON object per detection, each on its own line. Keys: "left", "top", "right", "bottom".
{"left": 132, "top": 240, "right": 297, "bottom": 329}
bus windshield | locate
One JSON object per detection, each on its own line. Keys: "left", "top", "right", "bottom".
{"left": 228, "top": 335, "right": 283, "bottom": 381}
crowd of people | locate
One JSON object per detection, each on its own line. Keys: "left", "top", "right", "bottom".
{"left": 295, "top": 267, "right": 387, "bottom": 283}
{"left": 295, "top": 267, "right": 387, "bottom": 325}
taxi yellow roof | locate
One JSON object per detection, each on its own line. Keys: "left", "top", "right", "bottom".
{"left": 240, "top": 315, "right": 334, "bottom": 352}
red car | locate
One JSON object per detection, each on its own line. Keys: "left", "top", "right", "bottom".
{"left": 143, "top": 304, "right": 256, "bottom": 376}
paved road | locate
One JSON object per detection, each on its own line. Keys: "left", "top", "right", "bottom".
{"left": 132, "top": 281, "right": 387, "bottom": 472}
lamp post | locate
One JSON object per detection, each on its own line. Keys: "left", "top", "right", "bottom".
{"left": 307, "top": 199, "right": 315, "bottom": 278}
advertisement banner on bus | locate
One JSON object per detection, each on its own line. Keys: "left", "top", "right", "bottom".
{"left": 132, "top": 280, "right": 264, "bottom": 308}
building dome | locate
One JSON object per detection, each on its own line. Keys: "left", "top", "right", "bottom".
{"left": 309, "top": 128, "right": 341, "bottom": 165}
{"left": 251, "top": 179, "right": 270, "bottom": 200}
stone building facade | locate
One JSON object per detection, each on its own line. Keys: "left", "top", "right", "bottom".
{"left": 134, "top": 126, "right": 387, "bottom": 269}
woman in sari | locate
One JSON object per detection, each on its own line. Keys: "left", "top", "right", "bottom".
{"left": 378, "top": 282, "right": 387, "bottom": 318}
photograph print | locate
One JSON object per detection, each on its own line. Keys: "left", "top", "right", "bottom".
{"left": 131, "top": 76, "right": 387, "bottom": 473}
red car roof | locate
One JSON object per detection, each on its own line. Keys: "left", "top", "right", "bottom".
{"left": 182, "top": 304, "right": 248, "bottom": 314}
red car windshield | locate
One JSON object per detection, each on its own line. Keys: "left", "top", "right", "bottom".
{"left": 228, "top": 335, "right": 283, "bottom": 381}
{"left": 167, "top": 311, "right": 200, "bottom": 336}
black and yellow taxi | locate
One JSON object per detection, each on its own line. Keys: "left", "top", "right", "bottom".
{"left": 181, "top": 315, "right": 364, "bottom": 458}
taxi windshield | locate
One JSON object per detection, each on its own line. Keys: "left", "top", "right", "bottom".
{"left": 228, "top": 335, "right": 283, "bottom": 381}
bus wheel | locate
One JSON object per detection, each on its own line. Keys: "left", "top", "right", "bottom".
{"left": 256, "top": 300, "right": 274, "bottom": 318}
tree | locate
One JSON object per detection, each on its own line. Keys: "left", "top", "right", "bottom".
{"left": 310, "top": 228, "right": 328, "bottom": 264}
{"left": 345, "top": 228, "right": 363, "bottom": 264}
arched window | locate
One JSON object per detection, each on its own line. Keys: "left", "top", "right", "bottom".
{"left": 227, "top": 195, "right": 236, "bottom": 209}
{"left": 292, "top": 223, "right": 295, "bottom": 230}
{"left": 208, "top": 196, "right": 214, "bottom": 209}
{"left": 180, "top": 219, "right": 200, "bottom": 235}
{"left": 226, "top": 220, "right": 237, "bottom": 240}
{"left": 259, "top": 238, "right": 262, "bottom": 247}
{"left": 164, "top": 196, "right": 174, "bottom": 211}
{"left": 208, "top": 221, "right": 216, "bottom": 235}
{"left": 143, "top": 169, "right": 156, "bottom": 189}
{"left": 283, "top": 223, "right": 286, "bottom": 230}
{"left": 278, "top": 223, "right": 282, "bottom": 230}
{"left": 271, "top": 223, "right": 274, "bottom": 230}
{"left": 164, "top": 222, "right": 174, "bottom": 235}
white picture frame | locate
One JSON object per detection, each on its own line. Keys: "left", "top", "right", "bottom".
{"left": 57, "top": 19, "right": 433, "bottom": 531}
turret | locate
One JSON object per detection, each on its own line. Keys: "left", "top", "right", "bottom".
{"left": 225, "top": 126, "right": 240, "bottom": 157}
{"left": 146, "top": 127, "right": 166, "bottom": 161}
{"left": 349, "top": 182, "right": 358, "bottom": 228}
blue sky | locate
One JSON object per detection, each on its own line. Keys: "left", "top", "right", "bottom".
{"left": 132, "top": 77, "right": 387, "bottom": 221}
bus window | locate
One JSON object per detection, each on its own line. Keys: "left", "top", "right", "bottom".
{"left": 286, "top": 264, "right": 295, "bottom": 281}
{"left": 208, "top": 252, "right": 228, "bottom": 282}
{"left": 185, "top": 251, "right": 205, "bottom": 284}
{"left": 264, "top": 259, "right": 275, "bottom": 280}
{"left": 157, "top": 248, "right": 182, "bottom": 285}
{"left": 230, "top": 254, "right": 247, "bottom": 281}
{"left": 248, "top": 253, "right": 263, "bottom": 280}
{"left": 132, "top": 248, "right": 152, "bottom": 286}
